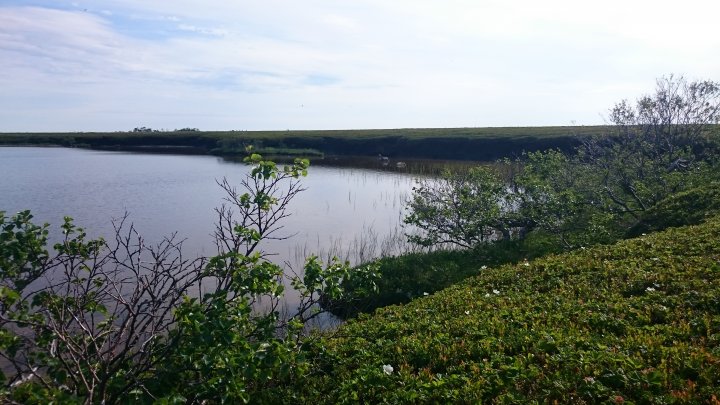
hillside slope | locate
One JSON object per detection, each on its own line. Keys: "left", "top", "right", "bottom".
{"left": 281, "top": 216, "right": 720, "bottom": 403}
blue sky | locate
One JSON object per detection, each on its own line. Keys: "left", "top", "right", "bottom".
{"left": 1, "top": 0, "right": 719, "bottom": 131}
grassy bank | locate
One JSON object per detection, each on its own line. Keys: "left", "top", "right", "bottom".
{"left": 0, "top": 126, "right": 608, "bottom": 160}
{"left": 272, "top": 214, "right": 720, "bottom": 403}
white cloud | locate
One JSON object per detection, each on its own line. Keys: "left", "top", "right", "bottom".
{"left": 176, "top": 24, "right": 228, "bottom": 37}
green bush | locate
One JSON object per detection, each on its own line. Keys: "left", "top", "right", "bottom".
{"left": 0, "top": 156, "right": 380, "bottom": 403}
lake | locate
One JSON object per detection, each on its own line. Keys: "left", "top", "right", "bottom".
{"left": 0, "top": 147, "right": 439, "bottom": 269}
{"left": 1, "top": 147, "right": 484, "bottom": 326}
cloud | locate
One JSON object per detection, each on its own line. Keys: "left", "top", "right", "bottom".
{"left": 1, "top": 1, "right": 719, "bottom": 131}
{"left": 0, "top": 7, "right": 127, "bottom": 76}
{"left": 176, "top": 24, "right": 228, "bottom": 37}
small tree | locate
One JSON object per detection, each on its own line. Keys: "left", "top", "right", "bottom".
{"left": 404, "top": 75, "right": 720, "bottom": 251}
{"left": 404, "top": 166, "right": 533, "bottom": 248}
{"left": 512, "top": 150, "right": 623, "bottom": 249}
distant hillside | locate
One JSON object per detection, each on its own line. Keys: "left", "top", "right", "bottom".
{"left": 0, "top": 126, "right": 608, "bottom": 160}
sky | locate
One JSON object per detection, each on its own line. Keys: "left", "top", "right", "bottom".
{"left": 1, "top": 0, "right": 719, "bottom": 132}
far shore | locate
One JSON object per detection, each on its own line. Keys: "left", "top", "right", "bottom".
{"left": 0, "top": 126, "right": 605, "bottom": 161}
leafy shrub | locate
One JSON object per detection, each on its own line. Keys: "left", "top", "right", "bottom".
{"left": 0, "top": 156, "right": 379, "bottom": 403}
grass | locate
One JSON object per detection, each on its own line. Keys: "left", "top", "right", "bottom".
{"left": 211, "top": 145, "right": 325, "bottom": 157}
{"left": 0, "top": 126, "right": 607, "bottom": 141}
{"left": 3, "top": 126, "right": 717, "bottom": 161}
{"left": 267, "top": 214, "right": 720, "bottom": 403}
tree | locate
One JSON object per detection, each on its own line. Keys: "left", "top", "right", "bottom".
{"left": 579, "top": 75, "right": 720, "bottom": 217}
{"left": 0, "top": 155, "right": 378, "bottom": 403}
{"left": 403, "top": 75, "right": 720, "bottom": 251}
{"left": 404, "top": 166, "right": 533, "bottom": 248}
{"left": 514, "top": 76, "right": 720, "bottom": 248}
{"left": 512, "top": 150, "right": 624, "bottom": 249}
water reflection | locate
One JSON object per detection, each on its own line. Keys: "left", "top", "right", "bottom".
{"left": 221, "top": 154, "right": 479, "bottom": 176}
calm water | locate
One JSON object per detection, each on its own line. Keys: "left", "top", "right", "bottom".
{"left": 0, "top": 147, "right": 420, "bottom": 272}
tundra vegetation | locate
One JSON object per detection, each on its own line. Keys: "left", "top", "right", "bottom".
{"left": 2, "top": 75, "right": 720, "bottom": 403}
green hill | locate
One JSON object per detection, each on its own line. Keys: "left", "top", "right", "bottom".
{"left": 275, "top": 215, "right": 720, "bottom": 403}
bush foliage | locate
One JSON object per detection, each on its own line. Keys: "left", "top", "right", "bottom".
{"left": 0, "top": 156, "right": 379, "bottom": 403}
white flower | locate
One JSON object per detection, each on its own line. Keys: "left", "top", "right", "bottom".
{"left": 484, "top": 293, "right": 491, "bottom": 297}
{"left": 523, "top": 262, "right": 530, "bottom": 267}
{"left": 382, "top": 364, "right": 394, "bottom": 375}
{"left": 464, "top": 310, "right": 471, "bottom": 315}
{"left": 646, "top": 287, "right": 655, "bottom": 292}
{"left": 493, "top": 289, "right": 500, "bottom": 295}
{"left": 423, "top": 292, "right": 429, "bottom": 296}
{"left": 481, "top": 265, "right": 488, "bottom": 270}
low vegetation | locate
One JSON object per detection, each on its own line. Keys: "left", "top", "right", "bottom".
{"left": 285, "top": 214, "right": 720, "bottom": 403}
{"left": 324, "top": 237, "right": 562, "bottom": 319}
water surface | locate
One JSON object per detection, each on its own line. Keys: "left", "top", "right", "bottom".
{"left": 0, "top": 147, "right": 419, "bottom": 269}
